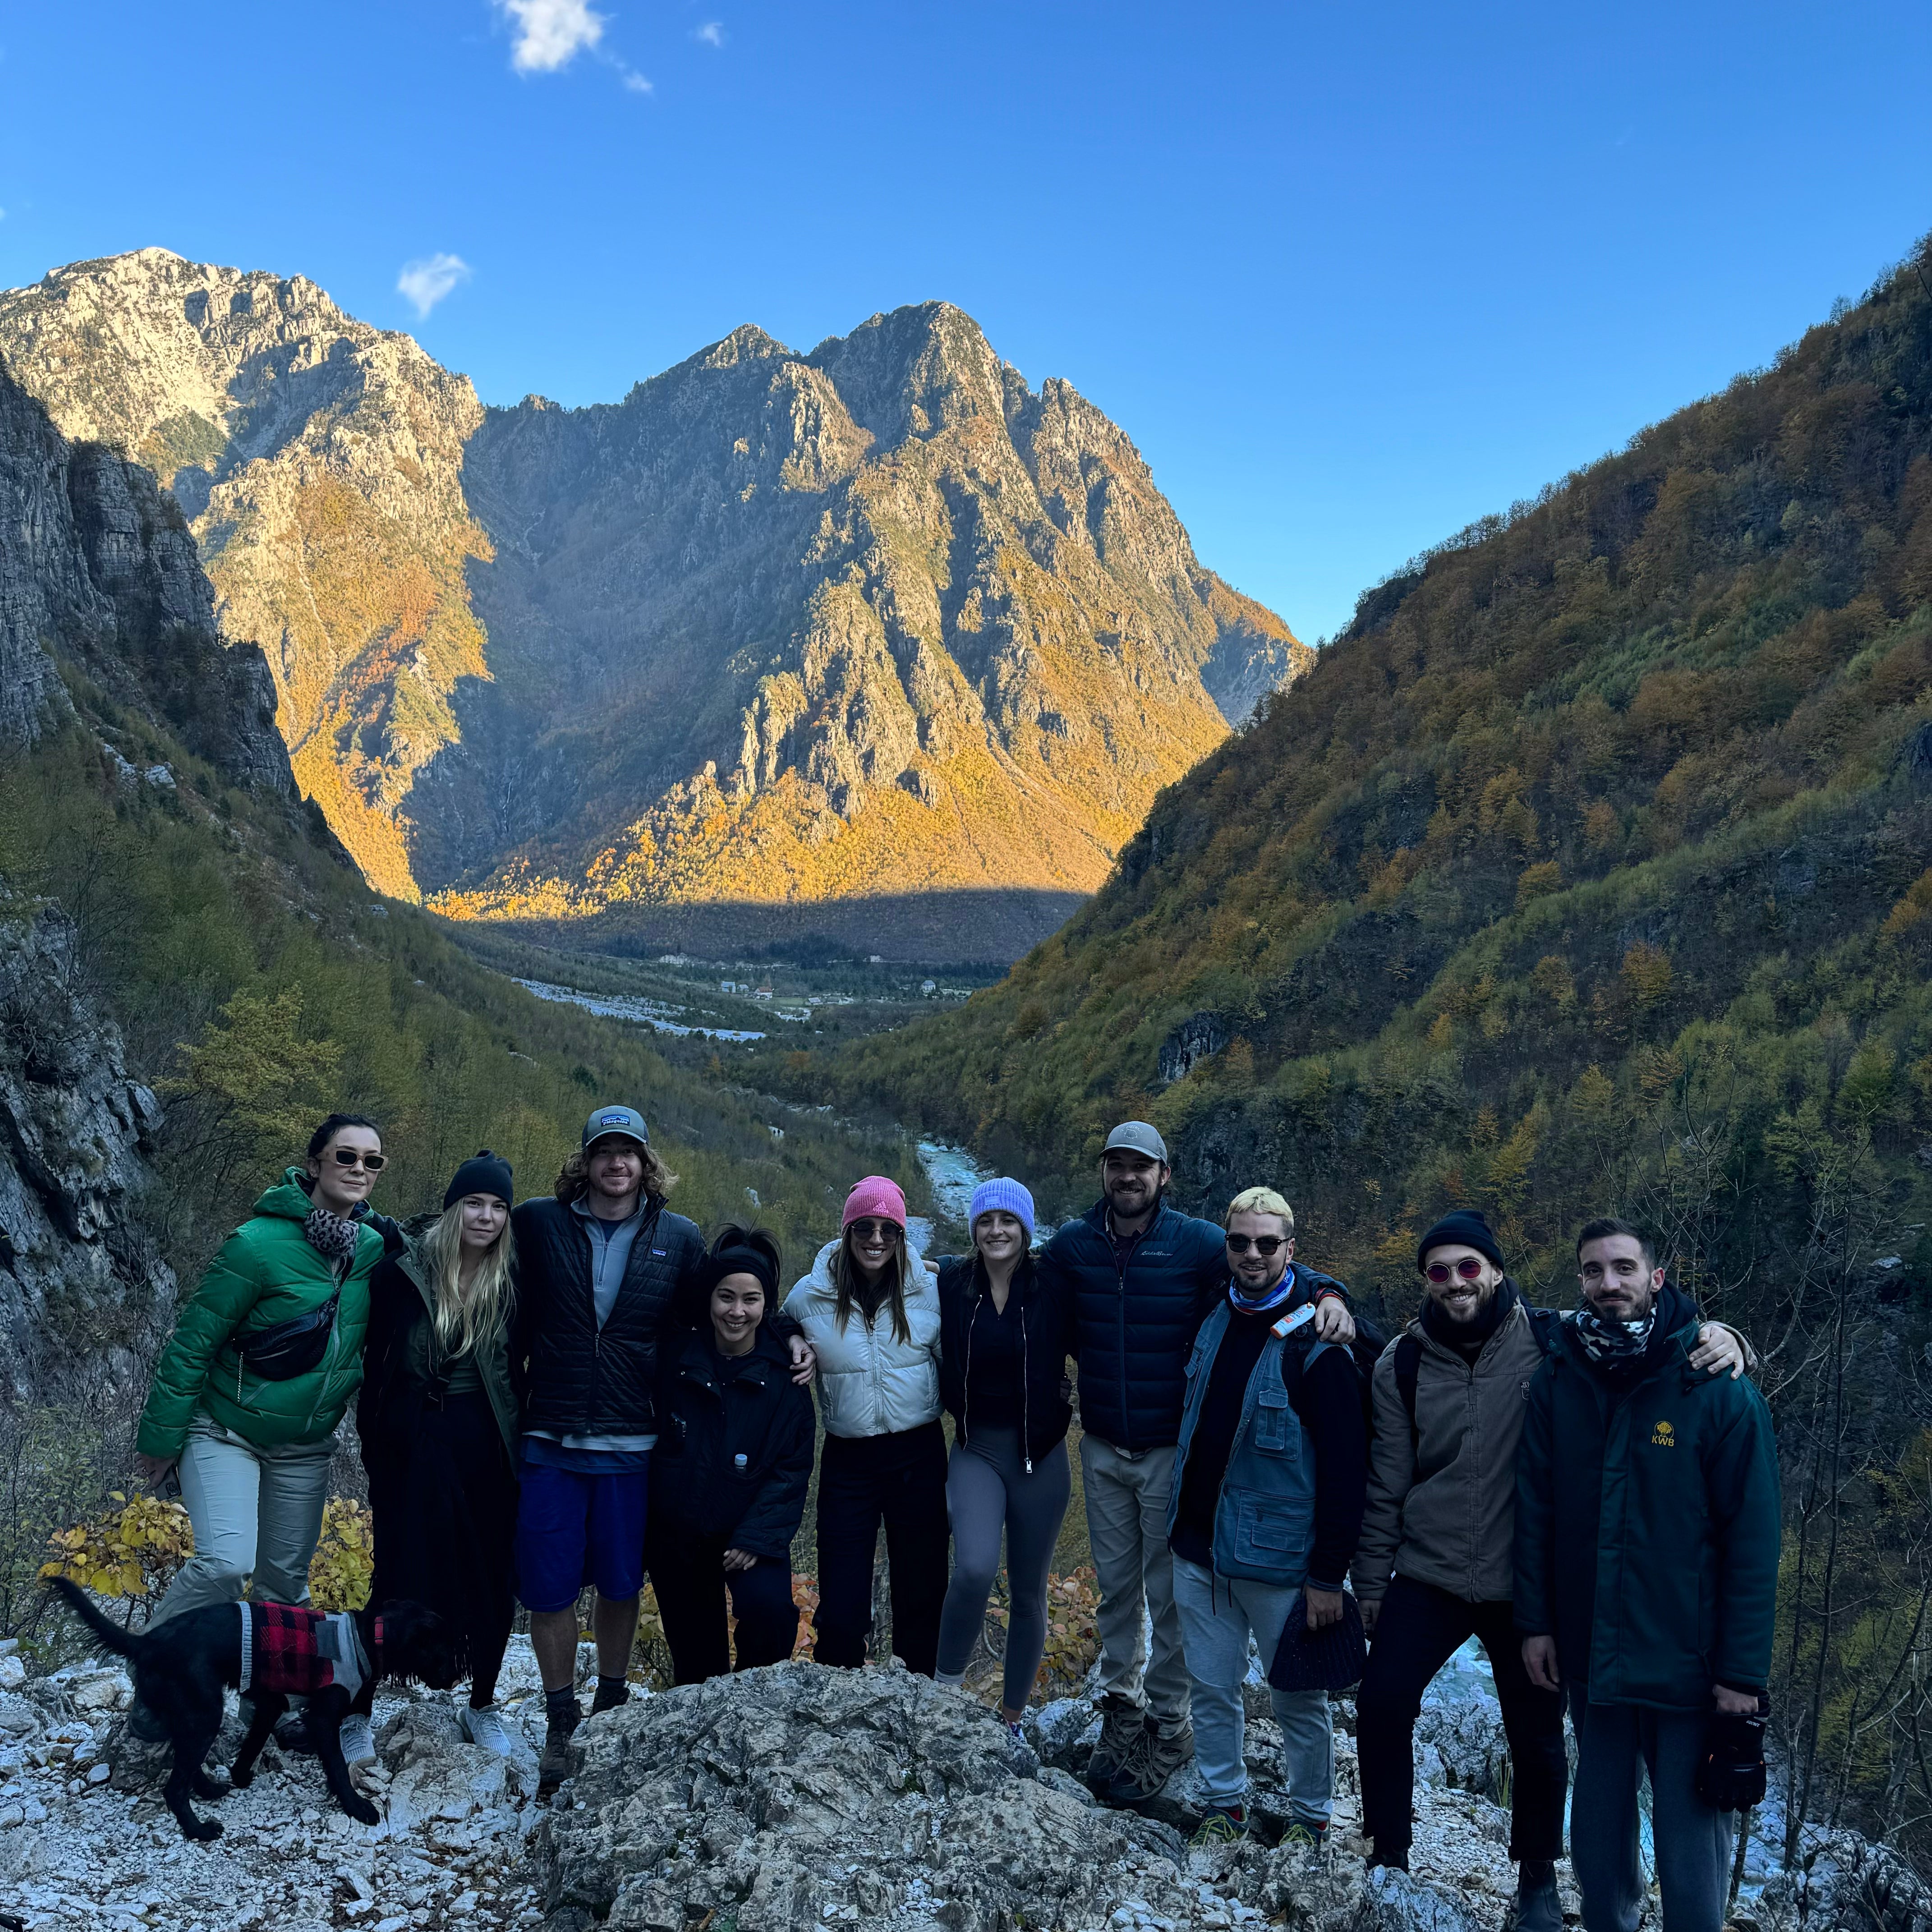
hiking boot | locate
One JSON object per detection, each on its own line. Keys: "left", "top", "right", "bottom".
{"left": 1515, "top": 1858, "right": 1562, "bottom": 1932}
{"left": 339, "top": 1711, "right": 377, "bottom": 1769}
{"left": 1190, "top": 1804, "right": 1249, "bottom": 1848}
{"left": 1368, "top": 1848, "right": 1412, "bottom": 1873}
{"left": 1085, "top": 1696, "right": 1142, "bottom": 1789}
{"left": 589, "top": 1676, "right": 630, "bottom": 1716}
{"left": 458, "top": 1703, "right": 516, "bottom": 1758}
{"left": 1099, "top": 1714, "right": 1194, "bottom": 1806}
{"left": 538, "top": 1699, "right": 581, "bottom": 1795}
{"left": 1283, "top": 1819, "right": 1330, "bottom": 1856}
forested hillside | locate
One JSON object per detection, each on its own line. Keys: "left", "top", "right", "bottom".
{"left": 823, "top": 239, "right": 1932, "bottom": 1851}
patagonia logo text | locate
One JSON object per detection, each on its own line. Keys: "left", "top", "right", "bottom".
{"left": 1651, "top": 1420, "right": 1677, "bottom": 1448}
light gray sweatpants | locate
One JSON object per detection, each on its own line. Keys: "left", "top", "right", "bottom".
{"left": 1080, "top": 1434, "right": 1191, "bottom": 1722}
{"left": 1569, "top": 1687, "right": 1734, "bottom": 1932}
{"left": 150, "top": 1411, "right": 336, "bottom": 1626}
{"left": 1172, "top": 1555, "right": 1334, "bottom": 1821}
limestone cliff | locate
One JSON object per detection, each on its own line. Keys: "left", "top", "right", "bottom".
{"left": 0, "top": 253, "right": 1308, "bottom": 952}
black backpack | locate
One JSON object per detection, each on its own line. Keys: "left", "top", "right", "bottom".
{"left": 1391, "top": 1304, "right": 1561, "bottom": 1447}
{"left": 1277, "top": 1268, "right": 1389, "bottom": 1430}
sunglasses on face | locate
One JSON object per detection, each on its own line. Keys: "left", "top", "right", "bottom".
{"left": 849, "top": 1219, "right": 901, "bottom": 1242}
{"left": 1426, "top": 1258, "right": 1486, "bottom": 1283}
{"left": 327, "top": 1149, "right": 385, "bottom": 1171}
{"left": 1225, "top": 1234, "right": 1286, "bottom": 1256}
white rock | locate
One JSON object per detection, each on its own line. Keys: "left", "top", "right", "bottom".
{"left": 0, "top": 1657, "right": 24, "bottom": 1691}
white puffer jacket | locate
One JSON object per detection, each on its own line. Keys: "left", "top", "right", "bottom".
{"left": 783, "top": 1238, "right": 942, "bottom": 1439}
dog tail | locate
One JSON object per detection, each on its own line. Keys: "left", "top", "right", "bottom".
{"left": 48, "top": 1576, "right": 147, "bottom": 1661}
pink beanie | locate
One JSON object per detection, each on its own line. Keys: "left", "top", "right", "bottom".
{"left": 842, "top": 1176, "right": 908, "bottom": 1229}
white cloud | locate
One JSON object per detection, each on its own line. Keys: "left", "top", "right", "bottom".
{"left": 497, "top": 0, "right": 605, "bottom": 74}
{"left": 620, "top": 66, "right": 653, "bottom": 91}
{"left": 396, "top": 253, "right": 473, "bottom": 319}
{"left": 694, "top": 20, "right": 724, "bottom": 46}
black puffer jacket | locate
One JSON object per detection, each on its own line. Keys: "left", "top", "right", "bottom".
{"left": 1040, "top": 1200, "right": 1229, "bottom": 1452}
{"left": 510, "top": 1194, "right": 704, "bottom": 1438}
{"left": 648, "top": 1328, "right": 815, "bottom": 1560}
{"left": 935, "top": 1254, "right": 1073, "bottom": 1465}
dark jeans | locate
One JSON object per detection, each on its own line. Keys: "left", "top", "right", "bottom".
{"left": 646, "top": 1523, "right": 799, "bottom": 1684}
{"left": 1357, "top": 1574, "right": 1568, "bottom": 1862}
{"left": 814, "top": 1421, "right": 948, "bottom": 1676}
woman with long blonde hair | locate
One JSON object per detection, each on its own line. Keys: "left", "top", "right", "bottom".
{"left": 355, "top": 1152, "right": 522, "bottom": 1755}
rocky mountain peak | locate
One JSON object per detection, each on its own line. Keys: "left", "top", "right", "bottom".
{"left": 0, "top": 255, "right": 1309, "bottom": 957}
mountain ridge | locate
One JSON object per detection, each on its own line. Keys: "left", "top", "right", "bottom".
{"left": 0, "top": 253, "right": 1307, "bottom": 955}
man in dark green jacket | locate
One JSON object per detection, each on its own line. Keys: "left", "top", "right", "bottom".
{"left": 1516, "top": 1219, "right": 1780, "bottom": 1932}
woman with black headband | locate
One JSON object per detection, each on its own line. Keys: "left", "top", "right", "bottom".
{"left": 644, "top": 1225, "right": 815, "bottom": 1683}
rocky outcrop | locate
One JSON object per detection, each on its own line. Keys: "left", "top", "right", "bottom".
{"left": 0, "top": 254, "right": 1309, "bottom": 952}
{"left": 0, "top": 360, "right": 291, "bottom": 794}
{"left": 0, "top": 906, "right": 174, "bottom": 1389}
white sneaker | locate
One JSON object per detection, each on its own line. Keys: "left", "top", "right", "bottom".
{"left": 339, "top": 1711, "right": 377, "bottom": 1767}
{"left": 458, "top": 1703, "right": 515, "bottom": 1757}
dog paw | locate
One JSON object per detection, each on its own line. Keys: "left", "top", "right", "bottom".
{"left": 188, "top": 1818, "right": 223, "bottom": 1842}
{"left": 345, "top": 1796, "right": 381, "bottom": 1826}
{"left": 228, "top": 1769, "right": 254, "bottom": 1790}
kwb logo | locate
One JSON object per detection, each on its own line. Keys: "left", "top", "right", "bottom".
{"left": 1651, "top": 1420, "right": 1676, "bottom": 1448}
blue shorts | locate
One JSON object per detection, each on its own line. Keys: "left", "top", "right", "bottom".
{"left": 515, "top": 1456, "right": 650, "bottom": 1612}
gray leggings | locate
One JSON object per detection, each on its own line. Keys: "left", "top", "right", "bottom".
{"left": 935, "top": 1426, "right": 1071, "bottom": 1710}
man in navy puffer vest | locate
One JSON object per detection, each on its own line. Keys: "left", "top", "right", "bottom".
{"left": 1042, "top": 1122, "right": 1354, "bottom": 1806}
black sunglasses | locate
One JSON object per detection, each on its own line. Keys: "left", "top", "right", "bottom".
{"left": 327, "top": 1149, "right": 386, "bottom": 1171}
{"left": 849, "top": 1218, "right": 902, "bottom": 1242}
{"left": 1225, "top": 1233, "right": 1286, "bottom": 1256}
{"left": 1425, "top": 1257, "right": 1486, "bottom": 1283}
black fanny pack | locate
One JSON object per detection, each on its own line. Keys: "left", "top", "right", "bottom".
{"left": 232, "top": 1289, "right": 341, "bottom": 1382}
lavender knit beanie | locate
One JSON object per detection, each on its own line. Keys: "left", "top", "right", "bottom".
{"left": 969, "top": 1177, "right": 1035, "bottom": 1243}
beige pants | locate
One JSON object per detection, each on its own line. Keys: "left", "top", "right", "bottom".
{"left": 1079, "top": 1434, "right": 1191, "bottom": 1723}
{"left": 150, "top": 1411, "right": 336, "bottom": 1626}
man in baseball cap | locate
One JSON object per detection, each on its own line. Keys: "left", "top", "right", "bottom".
{"left": 1042, "top": 1119, "right": 1357, "bottom": 1805}
{"left": 583, "top": 1105, "right": 649, "bottom": 1149}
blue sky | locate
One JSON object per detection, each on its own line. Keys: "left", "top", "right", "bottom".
{"left": 2, "top": 0, "right": 1927, "bottom": 643}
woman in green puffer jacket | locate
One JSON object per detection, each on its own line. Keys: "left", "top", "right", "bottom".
{"left": 132, "top": 1114, "right": 388, "bottom": 1628}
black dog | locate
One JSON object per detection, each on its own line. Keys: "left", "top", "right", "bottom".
{"left": 53, "top": 1577, "right": 458, "bottom": 1839}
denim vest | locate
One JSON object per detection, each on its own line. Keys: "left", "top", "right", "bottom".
{"left": 1167, "top": 1301, "right": 1327, "bottom": 1587}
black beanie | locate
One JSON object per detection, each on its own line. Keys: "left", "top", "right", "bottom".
{"left": 704, "top": 1244, "right": 779, "bottom": 1302}
{"left": 445, "top": 1150, "right": 514, "bottom": 1209}
{"left": 1417, "top": 1208, "right": 1505, "bottom": 1274}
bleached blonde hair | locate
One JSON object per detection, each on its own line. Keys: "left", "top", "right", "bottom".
{"left": 1224, "top": 1186, "right": 1296, "bottom": 1237}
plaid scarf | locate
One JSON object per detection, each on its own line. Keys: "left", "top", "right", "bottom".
{"left": 304, "top": 1204, "right": 361, "bottom": 1270}
{"left": 1572, "top": 1300, "right": 1657, "bottom": 1365}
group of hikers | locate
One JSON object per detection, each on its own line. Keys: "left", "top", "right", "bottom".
{"left": 114, "top": 1101, "right": 1781, "bottom": 1932}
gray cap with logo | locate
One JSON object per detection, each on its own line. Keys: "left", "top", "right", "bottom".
{"left": 583, "top": 1104, "right": 649, "bottom": 1150}
{"left": 1103, "top": 1121, "right": 1168, "bottom": 1162}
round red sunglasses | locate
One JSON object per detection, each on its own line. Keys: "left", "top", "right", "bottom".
{"left": 1425, "top": 1257, "right": 1488, "bottom": 1283}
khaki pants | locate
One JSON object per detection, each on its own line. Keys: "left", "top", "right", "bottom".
{"left": 151, "top": 1411, "right": 336, "bottom": 1626}
{"left": 1079, "top": 1434, "right": 1190, "bottom": 1723}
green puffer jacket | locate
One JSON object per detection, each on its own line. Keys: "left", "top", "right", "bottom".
{"left": 136, "top": 1171, "right": 380, "bottom": 1458}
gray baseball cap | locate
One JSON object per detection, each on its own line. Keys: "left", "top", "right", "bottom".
{"left": 583, "top": 1104, "right": 649, "bottom": 1150}
{"left": 1103, "top": 1121, "right": 1168, "bottom": 1163}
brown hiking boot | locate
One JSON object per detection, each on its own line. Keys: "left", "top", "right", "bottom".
{"left": 1100, "top": 1713, "right": 1195, "bottom": 1806}
{"left": 1086, "top": 1696, "right": 1143, "bottom": 1790}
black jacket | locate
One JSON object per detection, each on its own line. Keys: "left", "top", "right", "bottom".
{"left": 648, "top": 1327, "right": 815, "bottom": 1561}
{"left": 510, "top": 1194, "right": 704, "bottom": 1439}
{"left": 357, "top": 1248, "right": 520, "bottom": 1466}
{"left": 1040, "top": 1199, "right": 1231, "bottom": 1452}
{"left": 1515, "top": 1284, "right": 1781, "bottom": 1708}
{"left": 935, "top": 1253, "right": 1073, "bottom": 1465}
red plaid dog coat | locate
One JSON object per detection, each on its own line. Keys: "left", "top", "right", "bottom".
{"left": 238, "top": 1601, "right": 369, "bottom": 1701}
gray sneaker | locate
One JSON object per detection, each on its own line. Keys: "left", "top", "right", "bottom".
{"left": 1100, "top": 1714, "right": 1195, "bottom": 1806}
{"left": 1086, "top": 1697, "right": 1143, "bottom": 1789}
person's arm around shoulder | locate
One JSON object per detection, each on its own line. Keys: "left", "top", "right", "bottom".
{"left": 1688, "top": 1321, "right": 1753, "bottom": 1380}
{"left": 1353, "top": 1339, "right": 1414, "bottom": 1633}
{"left": 1705, "top": 1378, "right": 1781, "bottom": 1710}
{"left": 134, "top": 1225, "right": 264, "bottom": 1475}
{"left": 1514, "top": 1359, "right": 1560, "bottom": 1691}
